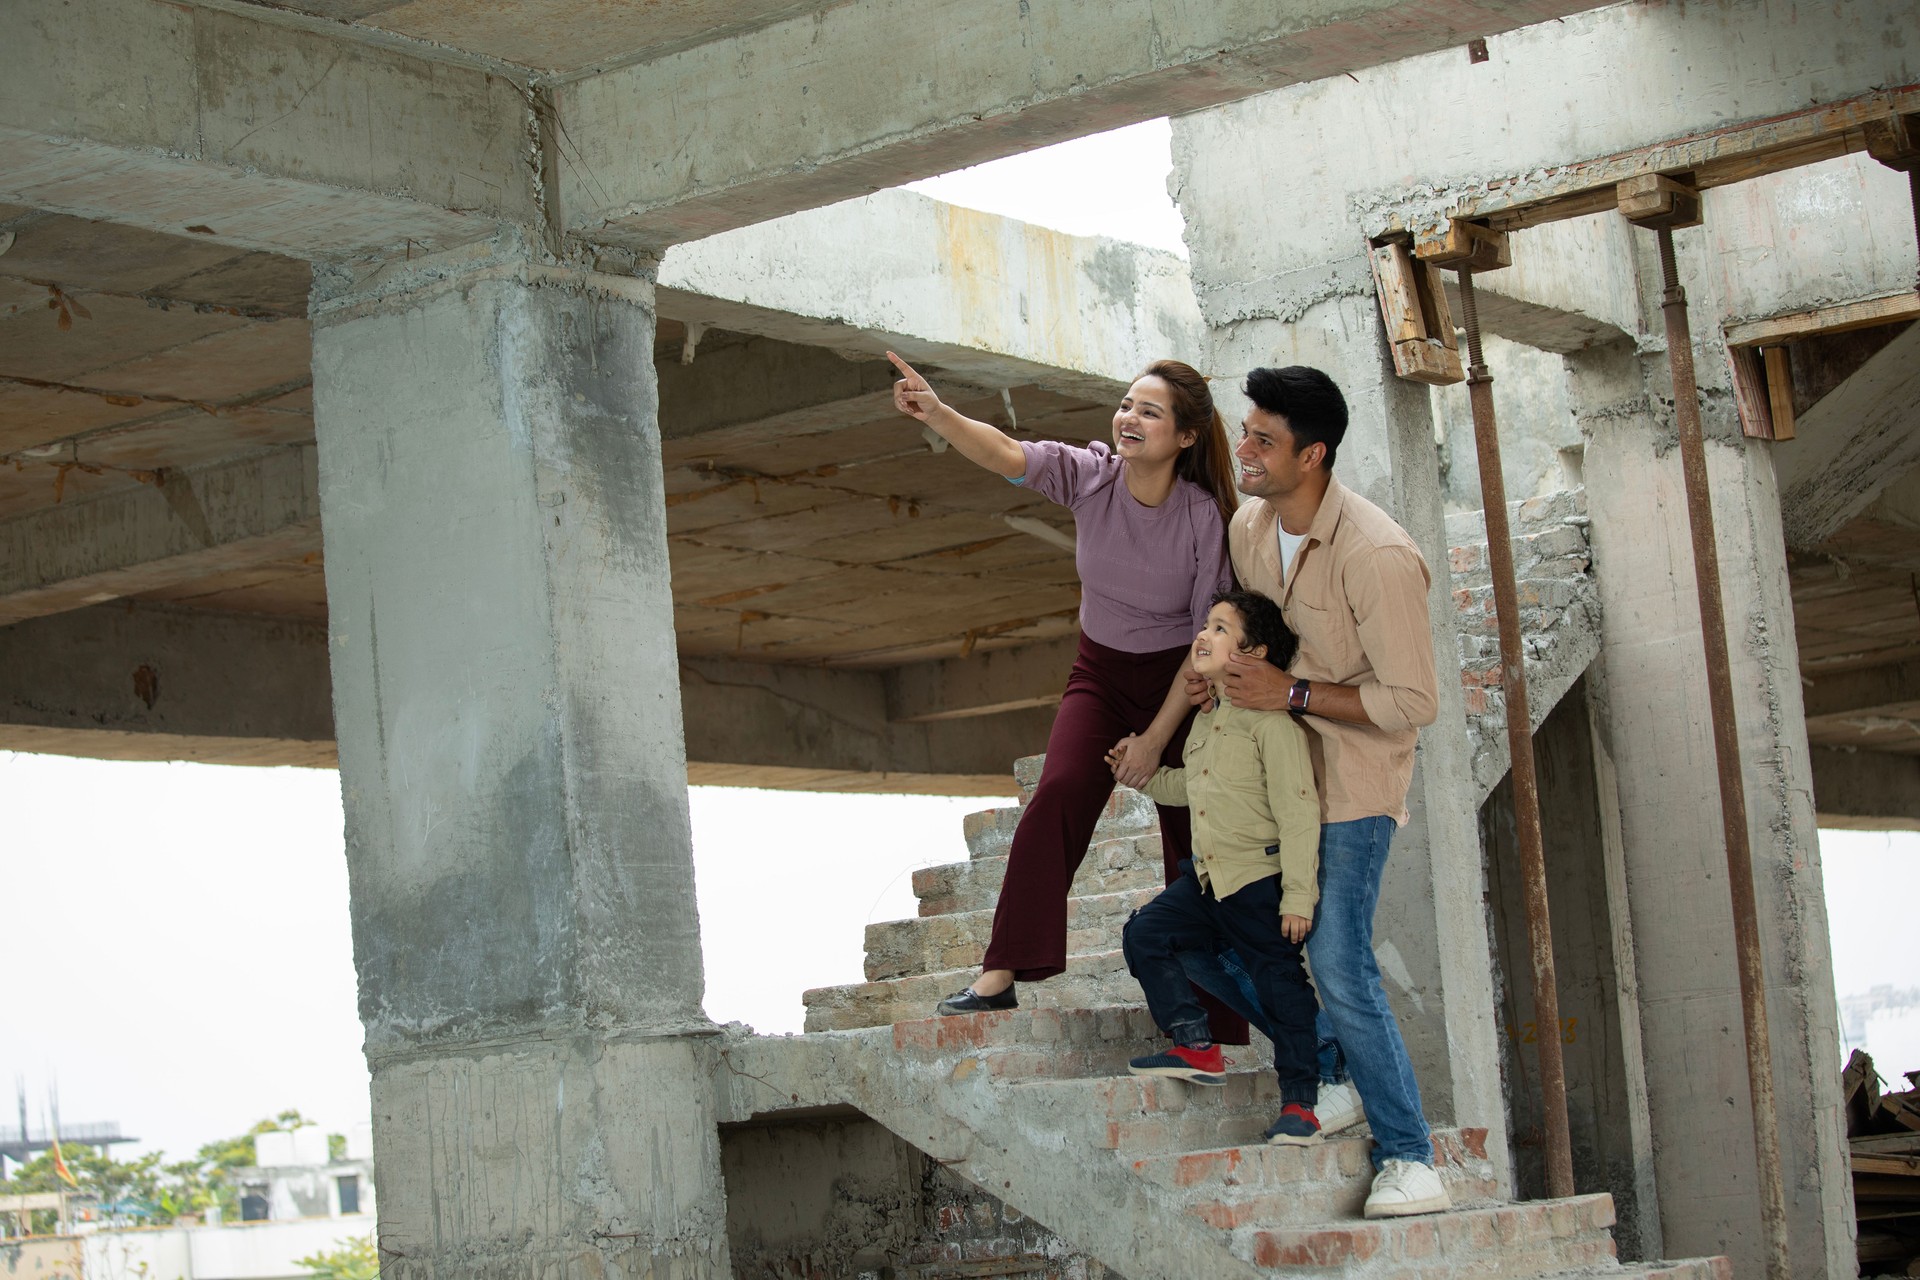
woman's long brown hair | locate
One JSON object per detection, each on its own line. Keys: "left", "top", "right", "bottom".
{"left": 1141, "top": 358, "right": 1238, "bottom": 529}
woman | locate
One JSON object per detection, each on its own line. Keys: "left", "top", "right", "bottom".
{"left": 885, "top": 351, "right": 1241, "bottom": 1025}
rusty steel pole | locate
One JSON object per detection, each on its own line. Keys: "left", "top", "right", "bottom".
{"left": 1650, "top": 226, "right": 1792, "bottom": 1280}
{"left": 1455, "top": 268, "right": 1575, "bottom": 1201}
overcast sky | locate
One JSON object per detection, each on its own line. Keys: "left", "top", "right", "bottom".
{"left": 3, "top": 119, "right": 1913, "bottom": 1166}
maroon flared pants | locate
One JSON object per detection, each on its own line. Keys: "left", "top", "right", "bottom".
{"left": 980, "top": 632, "right": 1250, "bottom": 1044}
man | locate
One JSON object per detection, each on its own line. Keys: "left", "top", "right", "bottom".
{"left": 1214, "top": 365, "right": 1448, "bottom": 1219}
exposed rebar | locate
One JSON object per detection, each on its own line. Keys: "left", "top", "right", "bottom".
{"left": 1651, "top": 225, "right": 1792, "bottom": 1280}
{"left": 1456, "top": 267, "right": 1574, "bottom": 1201}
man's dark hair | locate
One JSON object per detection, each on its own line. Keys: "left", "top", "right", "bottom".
{"left": 1243, "top": 366, "right": 1349, "bottom": 471}
{"left": 1211, "top": 589, "right": 1298, "bottom": 670}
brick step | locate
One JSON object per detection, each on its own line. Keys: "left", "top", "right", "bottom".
{"left": 1014, "top": 753, "right": 1045, "bottom": 802}
{"left": 1550, "top": 1261, "right": 1732, "bottom": 1280}
{"left": 886, "top": 1005, "right": 1277, "bottom": 1081}
{"left": 866, "top": 884, "right": 1157, "bottom": 982}
{"left": 961, "top": 786, "right": 1158, "bottom": 860}
{"left": 803, "top": 949, "right": 1141, "bottom": 1032}
{"left": 1237, "top": 1193, "right": 1619, "bottom": 1276}
{"left": 912, "top": 833, "right": 1164, "bottom": 917}
{"left": 1131, "top": 1129, "right": 1498, "bottom": 1230}
{"left": 1007, "top": 1070, "right": 1290, "bottom": 1157}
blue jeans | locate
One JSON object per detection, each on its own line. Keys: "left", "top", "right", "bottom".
{"left": 1179, "top": 817, "right": 1433, "bottom": 1168}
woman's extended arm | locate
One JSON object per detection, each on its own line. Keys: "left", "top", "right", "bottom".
{"left": 889, "top": 351, "right": 1026, "bottom": 479}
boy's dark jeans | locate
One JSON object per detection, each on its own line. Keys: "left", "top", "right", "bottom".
{"left": 1121, "top": 860, "right": 1318, "bottom": 1105}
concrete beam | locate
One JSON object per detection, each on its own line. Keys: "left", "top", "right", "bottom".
{"left": 658, "top": 334, "right": 898, "bottom": 443}
{"left": 659, "top": 191, "right": 1204, "bottom": 398}
{"left": 1775, "top": 322, "right": 1920, "bottom": 549}
{"left": 884, "top": 637, "right": 1072, "bottom": 724}
{"left": 0, "top": 445, "right": 320, "bottom": 626}
{"left": 1811, "top": 747, "right": 1920, "bottom": 831}
{"left": 1802, "top": 658, "right": 1920, "bottom": 721}
{"left": 0, "top": 0, "right": 531, "bottom": 258}
{"left": 0, "top": 602, "right": 334, "bottom": 766}
{"left": 564, "top": 0, "right": 1616, "bottom": 250}
{"left": 0, "top": 601, "right": 1042, "bottom": 792}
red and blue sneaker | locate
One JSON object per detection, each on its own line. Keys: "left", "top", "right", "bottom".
{"left": 1263, "top": 1102, "right": 1323, "bottom": 1146}
{"left": 1128, "top": 1042, "right": 1226, "bottom": 1085}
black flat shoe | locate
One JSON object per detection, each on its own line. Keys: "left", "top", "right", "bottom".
{"left": 935, "top": 985, "right": 1018, "bottom": 1016}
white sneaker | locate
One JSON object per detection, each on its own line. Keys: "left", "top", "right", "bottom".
{"left": 1316, "top": 1081, "right": 1367, "bottom": 1136}
{"left": 1363, "top": 1158, "right": 1450, "bottom": 1219}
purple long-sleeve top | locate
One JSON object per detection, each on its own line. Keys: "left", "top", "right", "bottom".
{"left": 1013, "top": 439, "right": 1235, "bottom": 654}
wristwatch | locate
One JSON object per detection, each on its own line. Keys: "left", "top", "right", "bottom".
{"left": 1287, "top": 679, "right": 1311, "bottom": 715}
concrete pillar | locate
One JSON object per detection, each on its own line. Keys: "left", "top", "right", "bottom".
{"left": 1570, "top": 238, "right": 1850, "bottom": 1273}
{"left": 309, "top": 233, "right": 731, "bottom": 1278}
{"left": 1207, "top": 282, "right": 1511, "bottom": 1187}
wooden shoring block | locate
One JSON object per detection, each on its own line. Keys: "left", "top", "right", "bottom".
{"left": 1415, "top": 219, "right": 1511, "bottom": 272}
{"left": 1864, "top": 111, "right": 1920, "bottom": 172}
{"left": 1617, "top": 174, "right": 1703, "bottom": 229}
{"left": 1371, "top": 239, "right": 1465, "bottom": 386}
{"left": 1728, "top": 344, "right": 1778, "bottom": 440}
{"left": 1763, "top": 346, "right": 1797, "bottom": 440}
{"left": 1371, "top": 239, "right": 1426, "bottom": 344}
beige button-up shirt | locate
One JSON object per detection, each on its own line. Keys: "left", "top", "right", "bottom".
{"left": 1141, "top": 698, "right": 1321, "bottom": 918}
{"left": 1228, "top": 476, "right": 1439, "bottom": 826}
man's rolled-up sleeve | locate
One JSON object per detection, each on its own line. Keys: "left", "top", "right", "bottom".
{"left": 1349, "top": 545, "right": 1439, "bottom": 731}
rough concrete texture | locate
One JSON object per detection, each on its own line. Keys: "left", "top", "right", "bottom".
{"left": 1570, "top": 327, "right": 1849, "bottom": 1279}
{"left": 1706, "top": 153, "right": 1920, "bottom": 327}
{"left": 711, "top": 1009, "right": 1729, "bottom": 1280}
{"left": 658, "top": 190, "right": 1206, "bottom": 401}
{"left": 1430, "top": 336, "right": 1581, "bottom": 513}
{"left": 312, "top": 237, "right": 705, "bottom": 1049}
{"left": 371, "top": 1035, "right": 731, "bottom": 1279}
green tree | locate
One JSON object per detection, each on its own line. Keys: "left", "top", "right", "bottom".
{"left": 296, "top": 1233, "right": 380, "bottom": 1280}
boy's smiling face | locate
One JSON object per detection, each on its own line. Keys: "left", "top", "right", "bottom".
{"left": 1191, "top": 601, "right": 1267, "bottom": 681}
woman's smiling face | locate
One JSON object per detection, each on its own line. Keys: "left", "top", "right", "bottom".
{"left": 1112, "top": 375, "right": 1193, "bottom": 464}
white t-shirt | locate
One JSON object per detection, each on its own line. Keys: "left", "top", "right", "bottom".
{"left": 1277, "top": 524, "right": 1307, "bottom": 587}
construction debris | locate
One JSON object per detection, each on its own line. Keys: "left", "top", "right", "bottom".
{"left": 1845, "top": 1050, "right": 1920, "bottom": 1276}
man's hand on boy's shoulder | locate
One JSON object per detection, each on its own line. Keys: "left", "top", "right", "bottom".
{"left": 1222, "top": 651, "right": 1292, "bottom": 712}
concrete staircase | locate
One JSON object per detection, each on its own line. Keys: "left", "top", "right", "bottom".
{"left": 769, "top": 493, "right": 1703, "bottom": 1278}
{"left": 721, "top": 1008, "right": 1730, "bottom": 1279}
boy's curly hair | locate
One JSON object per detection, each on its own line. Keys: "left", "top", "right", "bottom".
{"left": 1210, "top": 589, "right": 1298, "bottom": 670}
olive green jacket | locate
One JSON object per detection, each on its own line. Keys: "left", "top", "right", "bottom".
{"left": 1142, "top": 696, "right": 1321, "bottom": 919}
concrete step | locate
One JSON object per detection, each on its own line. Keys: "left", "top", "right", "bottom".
{"left": 1550, "top": 1261, "right": 1732, "bottom": 1280}
{"left": 802, "top": 949, "right": 1140, "bottom": 1032}
{"left": 1008, "top": 1070, "right": 1289, "bottom": 1157}
{"left": 1236, "top": 1193, "right": 1619, "bottom": 1276}
{"left": 865, "top": 884, "right": 1157, "bottom": 981}
{"left": 961, "top": 786, "right": 1158, "bottom": 860}
{"left": 887, "top": 1005, "right": 1163, "bottom": 1079}
{"left": 912, "top": 833, "right": 1164, "bottom": 917}
{"left": 1130, "top": 1128, "right": 1499, "bottom": 1231}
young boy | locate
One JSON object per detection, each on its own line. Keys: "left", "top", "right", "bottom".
{"left": 1112, "top": 589, "right": 1324, "bottom": 1145}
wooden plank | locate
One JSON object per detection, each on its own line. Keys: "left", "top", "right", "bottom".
{"left": 1420, "top": 261, "right": 1459, "bottom": 355}
{"left": 1390, "top": 338, "right": 1465, "bottom": 387}
{"left": 1370, "top": 241, "right": 1426, "bottom": 344}
{"left": 1854, "top": 1152, "right": 1920, "bottom": 1177}
{"left": 1764, "top": 346, "right": 1797, "bottom": 440}
{"left": 1414, "top": 219, "right": 1511, "bottom": 271}
{"left": 1724, "top": 292, "right": 1920, "bottom": 348}
{"left": 1729, "top": 345, "right": 1776, "bottom": 440}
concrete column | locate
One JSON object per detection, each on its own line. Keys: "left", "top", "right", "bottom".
{"left": 1208, "top": 282, "right": 1511, "bottom": 1187}
{"left": 1570, "top": 258, "right": 1849, "bottom": 1274}
{"left": 310, "top": 233, "right": 730, "bottom": 1278}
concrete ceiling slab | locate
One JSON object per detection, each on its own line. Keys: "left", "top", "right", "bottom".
{"left": 81, "top": 320, "right": 312, "bottom": 403}
{"left": 0, "top": 383, "right": 159, "bottom": 458}
{"left": 0, "top": 286, "right": 255, "bottom": 382}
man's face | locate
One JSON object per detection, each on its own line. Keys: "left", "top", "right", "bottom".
{"left": 1234, "top": 405, "right": 1310, "bottom": 499}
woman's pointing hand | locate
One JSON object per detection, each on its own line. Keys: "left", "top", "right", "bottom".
{"left": 888, "top": 350, "right": 944, "bottom": 422}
